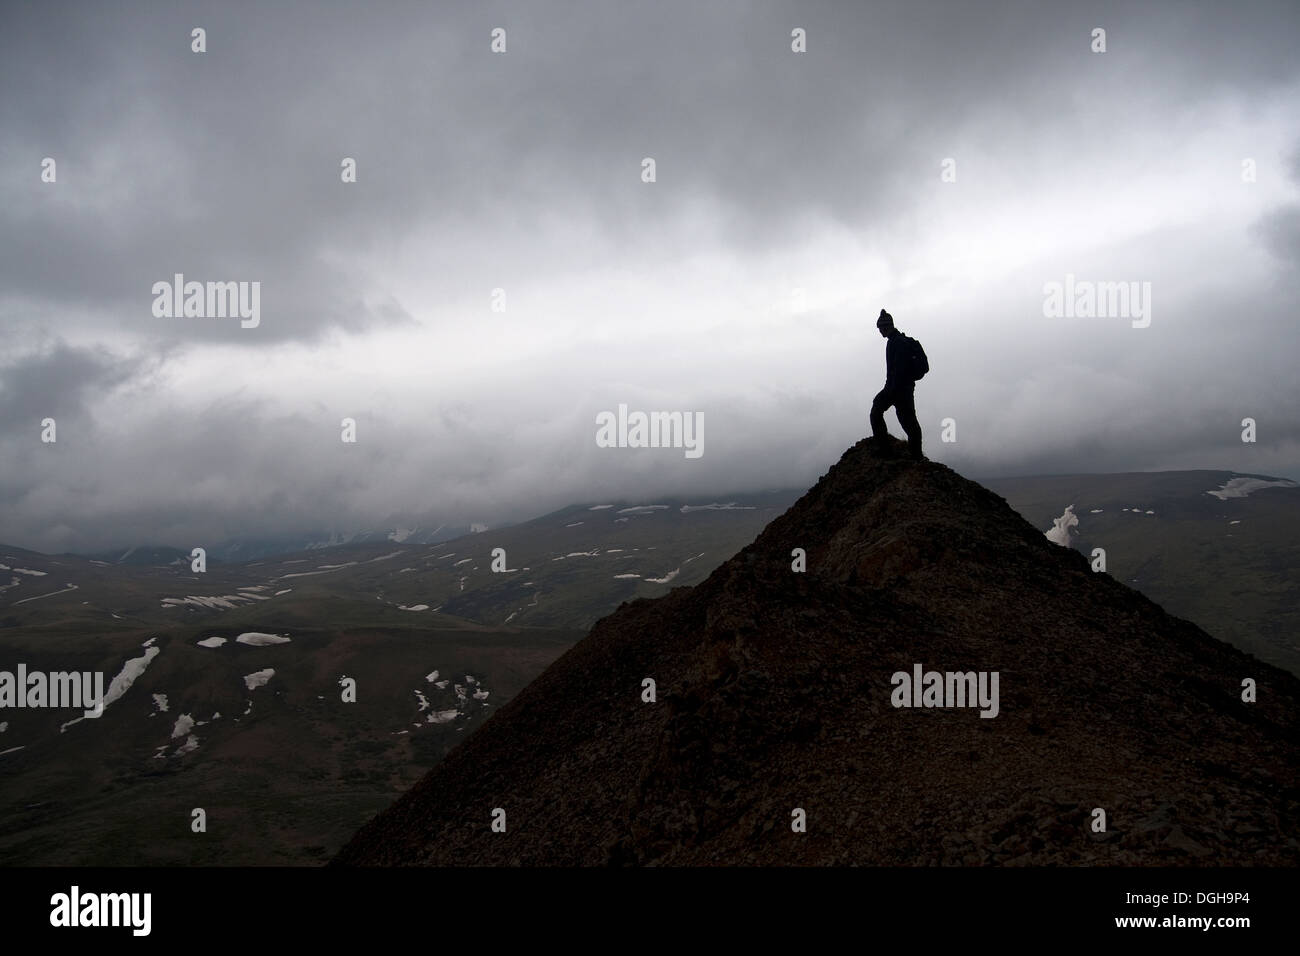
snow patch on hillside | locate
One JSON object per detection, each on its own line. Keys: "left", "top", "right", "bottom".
{"left": 243, "top": 669, "right": 275, "bottom": 690}
{"left": 61, "top": 645, "right": 161, "bottom": 732}
{"left": 0, "top": 565, "right": 48, "bottom": 576}
{"left": 14, "top": 583, "right": 78, "bottom": 605}
{"left": 162, "top": 594, "right": 257, "bottom": 610}
{"left": 1208, "top": 477, "right": 1298, "bottom": 500}
{"left": 279, "top": 563, "right": 356, "bottom": 579}
{"left": 1045, "top": 505, "right": 1079, "bottom": 547}
{"left": 236, "top": 632, "right": 291, "bottom": 645}
{"left": 680, "top": 502, "right": 754, "bottom": 513}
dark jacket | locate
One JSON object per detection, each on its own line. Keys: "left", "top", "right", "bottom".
{"left": 883, "top": 329, "right": 911, "bottom": 391}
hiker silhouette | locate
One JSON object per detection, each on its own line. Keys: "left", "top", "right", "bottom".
{"left": 869, "top": 309, "right": 926, "bottom": 459}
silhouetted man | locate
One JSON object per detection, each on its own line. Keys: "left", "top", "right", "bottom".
{"left": 869, "top": 309, "right": 925, "bottom": 460}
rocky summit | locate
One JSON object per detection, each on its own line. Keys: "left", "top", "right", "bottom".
{"left": 334, "top": 436, "right": 1300, "bottom": 866}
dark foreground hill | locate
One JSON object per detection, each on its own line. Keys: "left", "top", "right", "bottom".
{"left": 334, "top": 438, "right": 1300, "bottom": 866}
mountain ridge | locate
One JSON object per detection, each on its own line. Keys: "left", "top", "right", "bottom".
{"left": 333, "top": 437, "right": 1300, "bottom": 866}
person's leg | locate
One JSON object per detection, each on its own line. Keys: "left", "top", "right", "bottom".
{"left": 869, "top": 388, "right": 892, "bottom": 440}
{"left": 895, "top": 387, "right": 923, "bottom": 458}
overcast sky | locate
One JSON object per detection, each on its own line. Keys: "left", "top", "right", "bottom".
{"left": 2, "top": 0, "right": 1298, "bottom": 553}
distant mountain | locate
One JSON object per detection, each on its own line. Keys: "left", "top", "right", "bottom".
{"left": 79, "top": 524, "right": 485, "bottom": 566}
{"left": 334, "top": 438, "right": 1300, "bottom": 866}
{"left": 79, "top": 545, "right": 194, "bottom": 567}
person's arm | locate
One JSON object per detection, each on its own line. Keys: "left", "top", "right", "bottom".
{"left": 884, "top": 336, "right": 900, "bottom": 389}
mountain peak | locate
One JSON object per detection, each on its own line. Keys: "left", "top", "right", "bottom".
{"left": 335, "top": 436, "right": 1300, "bottom": 866}
{"left": 739, "top": 436, "right": 1081, "bottom": 586}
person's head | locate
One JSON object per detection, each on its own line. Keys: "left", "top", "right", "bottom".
{"left": 876, "top": 309, "right": 895, "bottom": 338}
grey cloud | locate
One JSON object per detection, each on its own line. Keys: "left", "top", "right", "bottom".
{"left": 5, "top": 1, "right": 1297, "bottom": 342}
{"left": 0, "top": 340, "right": 150, "bottom": 437}
{"left": 2, "top": 0, "right": 1299, "bottom": 551}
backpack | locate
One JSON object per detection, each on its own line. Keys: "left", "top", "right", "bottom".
{"left": 901, "top": 334, "right": 929, "bottom": 381}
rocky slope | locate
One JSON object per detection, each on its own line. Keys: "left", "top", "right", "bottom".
{"left": 334, "top": 437, "right": 1300, "bottom": 865}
